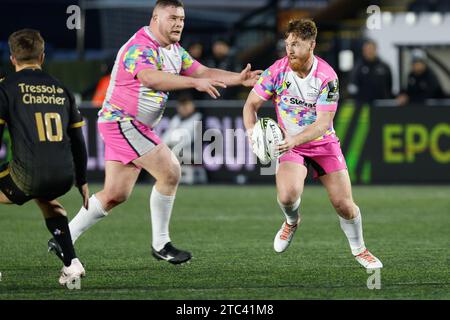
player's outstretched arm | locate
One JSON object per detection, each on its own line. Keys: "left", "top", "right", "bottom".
{"left": 67, "top": 127, "right": 89, "bottom": 209}
{"left": 278, "top": 111, "right": 335, "bottom": 153}
{"left": 191, "top": 63, "right": 263, "bottom": 87}
{"left": 137, "top": 69, "right": 226, "bottom": 99}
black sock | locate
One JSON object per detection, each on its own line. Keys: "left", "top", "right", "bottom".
{"left": 45, "top": 216, "right": 76, "bottom": 267}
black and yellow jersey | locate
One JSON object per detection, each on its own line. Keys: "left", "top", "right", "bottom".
{"left": 0, "top": 68, "right": 86, "bottom": 196}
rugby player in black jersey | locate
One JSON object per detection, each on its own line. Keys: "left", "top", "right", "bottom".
{"left": 0, "top": 29, "right": 89, "bottom": 288}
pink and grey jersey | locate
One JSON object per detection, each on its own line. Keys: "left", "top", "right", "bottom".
{"left": 98, "top": 26, "right": 201, "bottom": 127}
{"left": 253, "top": 55, "right": 340, "bottom": 146}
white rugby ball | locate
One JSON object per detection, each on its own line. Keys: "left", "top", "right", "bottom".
{"left": 251, "top": 118, "right": 284, "bottom": 164}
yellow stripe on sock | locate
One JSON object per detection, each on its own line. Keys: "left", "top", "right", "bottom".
{"left": 0, "top": 167, "right": 10, "bottom": 178}
{"left": 70, "top": 120, "right": 86, "bottom": 129}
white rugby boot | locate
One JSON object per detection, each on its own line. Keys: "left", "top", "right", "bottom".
{"left": 273, "top": 219, "right": 299, "bottom": 253}
{"left": 58, "top": 258, "right": 85, "bottom": 288}
{"left": 354, "top": 249, "right": 383, "bottom": 269}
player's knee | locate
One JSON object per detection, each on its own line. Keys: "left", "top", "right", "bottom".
{"left": 104, "top": 191, "right": 130, "bottom": 207}
{"left": 54, "top": 205, "right": 66, "bottom": 216}
{"left": 36, "top": 199, "right": 67, "bottom": 218}
{"left": 278, "top": 190, "right": 300, "bottom": 207}
{"left": 46, "top": 207, "right": 67, "bottom": 218}
{"left": 54, "top": 210, "right": 67, "bottom": 218}
{"left": 331, "top": 198, "right": 355, "bottom": 218}
{"left": 163, "top": 163, "right": 181, "bottom": 187}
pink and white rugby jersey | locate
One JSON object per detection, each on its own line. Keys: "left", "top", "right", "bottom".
{"left": 98, "top": 26, "right": 201, "bottom": 127}
{"left": 253, "top": 55, "right": 340, "bottom": 146}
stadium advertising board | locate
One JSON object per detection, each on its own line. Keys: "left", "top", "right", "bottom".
{"left": 371, "top": 107, "right": 450, "bottom": 183}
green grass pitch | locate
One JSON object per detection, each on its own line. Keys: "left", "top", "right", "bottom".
{"left": 0, "top": 184, "right": 449, "bottom": 299}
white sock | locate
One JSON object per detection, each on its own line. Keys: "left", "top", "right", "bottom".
{"left": 277, "top": 197, "right": 301, "bottom": 225}
{"left": 69, "top": 194, "right": 108, "bottom": 244}
{"left": 150, "top": 186, "right": 175, "bottom": 251}
{"left": 339, "top": 208, "right": 366, "bottom": 256}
